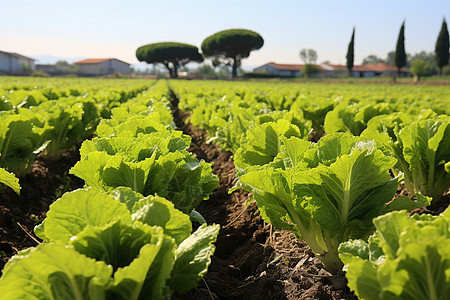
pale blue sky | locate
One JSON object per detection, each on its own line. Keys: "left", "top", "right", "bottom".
{"left": 1, "top": 0, "right": 449, "bottom": 67}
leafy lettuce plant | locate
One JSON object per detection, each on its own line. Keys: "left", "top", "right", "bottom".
{"left": 70, "top": 133, "right": 219, "bottom": 213}
{"left": 238, "top": 133, "right": 426, "bottom": 273}
{"left": 0, "top": 188, "right": 219, "bottom": 299}
{"left": 0, "top": 113, "right": 45, "bottom": 176}
{"left": 291, "top": 97, "right": 335, "bottom": 140}
{"left": 324, "top": 98, "right": 392, "bottom": 136}
{"left": 362, "top": 111, "right": 450, "bottom": 202}
{"left": 28, "top": 97, "right": 100, "bottom": 159}
{"left": 339, "top": 209, "right": 450, "bottom": 300}
{"left": 233, "top": 119, "right": 307, "bottom": 176}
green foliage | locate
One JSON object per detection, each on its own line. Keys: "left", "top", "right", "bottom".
{"left": 0, "top": 243, "right": 113, "bottom": 300}
{"left": 1, "top": 188, "right": 219, "bottom": 299}
{"left": 435, "top": 19, "right": 450, "bottom": 75}
{"left": 394, "top": 21, "right": 407, "bottom": 73}
{"left": 362, "top": 54, "right": 384, "bottom": 65}
{"left": 339, "top": 210, "right": 450, "bottom": 300}
{"left": 299, "top": 48, "right": 318, "bottom": 64}
{"left": 136, "top": 42, "right": 203, "bottom": 78}
{"left": 346, "top": 27, "right": 355, "bottom": 74}
{"left": 30, "top": 97, "right": 100, "bottom": 159}
{"left": 237, "top": 133, "right": 421, "bottom": 273}
{"left": 301, "top": 64, "right": 321, "bottom": 78}
{"left": 70, "top": 132, "right": 218, "bottom": 214}
{"left": 201, "top": 28, "right": 264, "bottom": 78}
{"left": 362, "top": 112, "right": 450, "bottom": 202}
{"left": 0, "top": 113, "right": 43, "bottom": 176}
{"left": 324, "top": 98, "right": 392, "bottom": 136}
{"left": 234, "top": 119, "right": 308, "bottom": 175}
{"left": 0, "top": 167, "right": 20, "bottom": 194}
{"left": 410, "top": 59, "right": 433, "bottom": 77}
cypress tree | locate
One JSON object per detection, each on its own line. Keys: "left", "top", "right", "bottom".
{"left": 394, "top": 21, "right": 406, "bottom": 75}
{"left": 346, "top": 27, "right": 355, "bottom": 77}
{"left": 435, "top": 19, "right": 449, "bottom": 76}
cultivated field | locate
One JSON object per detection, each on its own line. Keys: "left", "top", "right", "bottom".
{"left": 1, "top": 77, "right": 449, "bottom": 299}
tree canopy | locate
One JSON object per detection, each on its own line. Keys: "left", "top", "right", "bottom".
{"left": 435, "top": 19, "right": 449, "bottom": 76}
{"left": 362, "top": 54, "right": 384, "bottom": 65}
{"left": 394, "top": 21, "right": 407, "bottom": 74}
{"left": 299, "top": 49, "right": 318, "bottom": 64}
{"left": 410, "top": 59, "right": 433, "bottom": 79}
{"left": 201, "top": 29, "right": 264, "bottom": 78}
{"left": 346, "top": 27, "right": 355, "bottom": 76}
{"left": 136, "top": 42, "right": 203, "bottom": 78}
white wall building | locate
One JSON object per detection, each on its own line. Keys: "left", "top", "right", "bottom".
{"left": 0, "top": 50, "right": 36, "bottom": 73}
{"left": 254, "top": 62, "right": 302, "bottom": 77}
{"left": 254, "top": 62, "right": 411, "bottom": 78}
{"left": 74, "top": 58, "right": 132, "bottom": 76}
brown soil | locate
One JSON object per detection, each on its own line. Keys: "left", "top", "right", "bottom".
{"left": 171, "top": 108, "right": 357, "bottom": 300}
{"left": 0, "top": 149, "right": 84, "bottom": 271}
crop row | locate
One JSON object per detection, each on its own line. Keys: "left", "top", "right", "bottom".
{"left": 169, "top": 80, "right": 450, "bottom": 299}
{"left": 0, "top": 78, "right": 449, "bottom": 299}
{"left": 0, "top": 78, "right": 220, "bottom": 299}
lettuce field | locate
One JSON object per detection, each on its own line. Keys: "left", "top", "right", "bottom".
{"left": 0, "top": 77, "right": 449, "bottom": 299}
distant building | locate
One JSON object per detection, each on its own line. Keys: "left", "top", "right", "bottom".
{"left": 0, "top": 50, "right": 36, "bottom": 73}
{"left": 254, "top": 62, "right": 302, "bottom": 77}
{"left": 74, "top": 58, "right": 131, "bottom": 76}
{"left": 253, "top": 62, "right": 411, "bottom": 78}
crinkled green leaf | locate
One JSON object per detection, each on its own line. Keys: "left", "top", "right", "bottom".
{"left": 339, "top": 240, "right": 381, "bottom": 300}
{"left": 295, "top": 138, "right": 397, "bottom": 238}
{"left": 234, "top": 119, "right": 304, "bottom": 172}
{"left": 109, "top": 186, "right": 144, "bottom": 211}
{"left": 131, "top": 195, "right": 192, "bottom": 245}
{"left": 102, "top": 154, "right": 156, "bottom": 194}
{"left": 0, "top": 167, "right": 20, "bottom": 194}
{"left": 70, "top": 221, "right": 159, "bottom": 271}
{"left": 0, "top": 243, "right": 112, "bottom": 300}
{"left": 303, "top": 132, "right": 362, "bottom": 167}
{"left": 400, "top": 116, "right": 450, "bottom": 201}
{"left": 70, "top": 151, "right": 111, "bottom": 190}
{"left": 168, "top": 224, "right": 220, "bottom": 294}
{"left": 0, "top": 114, "right": 38, "bottom": 176}
{"left": 341, "top": 211, "right": 450, "bottom": 300}
{"left": 384, "top": 194, "right": 431, "bottom": 213}
{"left": 240, "top": 133, "right": 401, "bottom": 273}
{"left": 79, "top": 133, "right": 189, "bottom": 162}
{"left": 145, "top": 152, "right": 218, "bottom": 213}
{"left": 324, "top": 100, "right": 391, "bottom": 136}
{"left": 35, "top": 188, "right": 131, "bottom": 243}
{"left": 96, "top": 116, "right": 170, "bottom": 138}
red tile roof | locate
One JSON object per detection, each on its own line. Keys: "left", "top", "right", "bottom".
{"left": 262, "top": 62, "right": 409, "bottom": 73}
{"left": 74, "top": 58, "right": 110, "bottom": 64}
{"left": 267, "top": 62, "right": 303, "bottom": 71}
{"left": 74, "top": 58, "right": 130, "bottom": 65}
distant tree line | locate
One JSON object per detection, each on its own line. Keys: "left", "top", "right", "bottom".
{"left": 359, "top": 19, "right": 449, "bottom": 78}
{"left": 300, "top": 19, "right": 449, "bottom": 79}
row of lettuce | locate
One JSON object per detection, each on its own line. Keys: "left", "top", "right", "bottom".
{"left": 1, "top": 78, "right": 449, "bottom": 299}
{"left": 169, "top": 80, "right": 450, "bottom": 300}
{"left": 0, "top": 78, "right": 221, "bottom": 299}
{"left": 0, "top": 78, "right": 152, "bottom": 181}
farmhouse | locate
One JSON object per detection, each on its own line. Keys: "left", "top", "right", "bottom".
{"left": 253, "top": 62, "right": 302, "bottom": 77}
{"left": 0, "top": 50, "right": 36, "bottom": 73}
{"left": 74, "top": 58, "right": 131, "bottom": 76}
{"left": 254, "top": 62, "right": 411, "bottom": 78}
